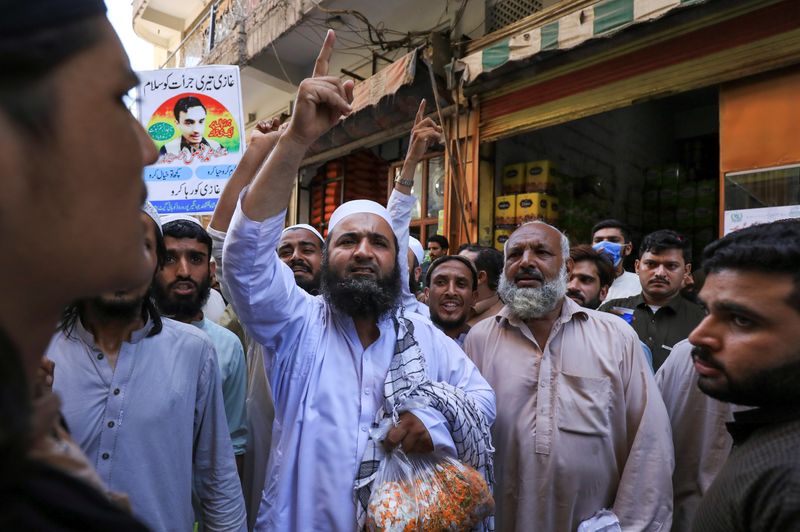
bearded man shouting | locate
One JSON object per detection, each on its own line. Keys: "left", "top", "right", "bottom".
{"left": 221, "top": 30, "right": 495, "bottom": 532}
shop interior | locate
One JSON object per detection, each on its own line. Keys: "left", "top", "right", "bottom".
{"left": 302, "top": 134, "right": 447, "bottom": 243}
{"left": 489, "top": 86, "right": 721, "bottom": 266}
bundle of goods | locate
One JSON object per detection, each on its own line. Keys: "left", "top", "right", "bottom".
{"left": 366, "top": 450, "right": 494, "bottom": 532}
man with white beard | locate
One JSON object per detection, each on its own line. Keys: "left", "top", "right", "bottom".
{"left": 463, "top": 221, "right": 674, "bottom": 531}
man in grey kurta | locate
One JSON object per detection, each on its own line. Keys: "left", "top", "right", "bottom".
{"left": 49, "top": 206, "right": 246, "bottom": 532}
{"left": 464, "top": 221, "right": 674, "bottom": 531}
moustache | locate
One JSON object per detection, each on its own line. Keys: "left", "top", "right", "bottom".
{"left": 347, "top": 262, "right": 378, "bottom": 274}
{"left": 289, "top": 259, "right": 311, "bottom": 273}
{"left": 515, "top": 267, "right": 544, "bottom": 283}
{"left": 691, "top": 345, "right": 723, "bottom": 370}
{"left": 168, "top": 278, "right": 198, "bottom": 291}
{"left": 566, "top": 288, "right": 584, "bottom": 301}
{"left": 650, "top": 276, "right": 669, "bottom": 284}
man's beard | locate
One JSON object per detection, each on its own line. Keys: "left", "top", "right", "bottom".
{"left": 321, "top": 255, "right": 401, "bottom": 319}
{"left": 430, "top": 306, "right": 468, "bottom": 332}
{"left": 153, "top": 275, "right": 211, "bottom": 321}
{"left": 296, "top": 274, "right": 321, "bottom": 295}
{"left": 692, "top": 345, "right": 800, "bottom": 407}
{"left": 92, "top": 292, "right": 147, "bottom": 321}
{"left": 498, "top": 264, "right": 568, "bottom": 320}
{"left": 286, "top": 257, "right": 321, "bottom": 295}
{"left": 566, "top": 289, "right": 602, "bottom": 310}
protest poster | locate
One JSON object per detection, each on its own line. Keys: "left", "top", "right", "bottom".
{"left": 138, "top": 66, "right": 245, "bottom": 214}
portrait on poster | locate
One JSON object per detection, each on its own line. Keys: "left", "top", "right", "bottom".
{"left": 138, "top": 66, "right": 245, "bottom": 215}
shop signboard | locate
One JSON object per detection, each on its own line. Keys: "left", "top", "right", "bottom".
{"left": 138, "top": 66, "right": 245, "bottom": 214}
{"left": 724, "top": 204, "right": 800, "bottom": 235}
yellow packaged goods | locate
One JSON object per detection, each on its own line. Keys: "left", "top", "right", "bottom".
{"left": 517, "top": 193, "right": 548, "bottom": 224}
{"left": 525, "top": 160, "right": 558, "bottom": 193}
{"left": 494, "top": 195, "right": 517, "bottom": 226}
{"left": 546, "top": 194, "right": 559, "bottom": 224}
{"left": 494, "top": 227, "right": 512, "bottom": 251}
{"left": 502, "top": 163, "right": 525, "bottom": 194}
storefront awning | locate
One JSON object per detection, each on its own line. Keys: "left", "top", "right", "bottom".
{"left": 458, "top": 0, "right": 707, "bottom": 84}
{"left": 304, "top": 48, "right": 450, "bottom": 163}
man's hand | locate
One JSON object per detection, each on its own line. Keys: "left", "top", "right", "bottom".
{"left": 241, "top": 29, "right": 352, "bottom": 221}
{"left": 284, "top": 30, "right": 355, "bottom": 148}
{"left": 383, "top": 412, "right": 434, "bottom": 454}
{"left": 210, "top": 118, "right": 286, "bottom": 232}
{"left": 395, "top": 100, "right": 443, "bottom": 195}
{"left": 35, "top": 356, "right": 55, "bottom": 398}
{"left": 249, "top": 118, "right": 284, "bottom": 149}
{"left": 403, "top": 100, "right": 444, "bottom": 167}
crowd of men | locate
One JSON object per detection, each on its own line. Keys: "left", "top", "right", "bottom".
{"left": 2, "top": 3, "right": 799, "bottom": 532}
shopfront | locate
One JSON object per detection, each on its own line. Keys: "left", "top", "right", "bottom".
{"left": 457, "top": 0, "right": 800, "bottom": 257}
{"left": 720, "top": 66, "right": 800, "bottom": 233}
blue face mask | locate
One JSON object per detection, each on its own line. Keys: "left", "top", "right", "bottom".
{"left": 593, "top": 240, "right": 624, "bottom": 267}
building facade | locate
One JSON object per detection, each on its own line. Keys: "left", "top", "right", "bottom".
{"left": 134, "top": 0, "right": 800, "bottom": 251}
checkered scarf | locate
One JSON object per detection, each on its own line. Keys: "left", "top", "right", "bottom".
{"left": 353, "top": 309, "right": 495, "bottom": 531}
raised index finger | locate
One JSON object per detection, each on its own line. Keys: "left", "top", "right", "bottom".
{"left": 414, "top": 99, "right": 426, "bottom": 126}
{"left": 313, "top": 29, "right": 336, "bottom": 78}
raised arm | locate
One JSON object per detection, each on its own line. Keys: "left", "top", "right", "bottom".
{"left": 222, "top": 30, "right": 353, "bottom": 349}
{"left": 241, "top": 30, "right": 354, "bottom": 222}
{"left": 209, "top": 121, "right": 283, "bottom": 300}
{"left": 387, "top": 100, "right": 443, "bottom": 313}
{"left": 209, "top": 119, "right": 283, "bottom": 234}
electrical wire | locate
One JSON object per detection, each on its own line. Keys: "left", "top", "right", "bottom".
{"left": 270, "top": 40, "right": 295, "bottom": 85}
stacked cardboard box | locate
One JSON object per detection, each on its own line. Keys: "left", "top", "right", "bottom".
{"left": 494, "top": 160, "right": 561, "bottom": 250}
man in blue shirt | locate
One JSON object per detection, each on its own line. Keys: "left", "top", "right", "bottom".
{"left": 49, "top": 205, "right": 246, "bottom": 532}
{"left": 155, "top": 215, "right": 248, "bottom": 470}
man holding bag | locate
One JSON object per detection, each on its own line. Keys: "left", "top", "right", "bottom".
{"left": 221, "top": 30, "right": 495, "bottom": 531}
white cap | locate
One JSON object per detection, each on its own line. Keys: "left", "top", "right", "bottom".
{"left": 328, "top": 200, "right": 392, "bottom": 233}
{"left": 160, "top": 213, "right": 204, "bottom": 228}
{"left": 408, "top": 236, "right": 424, "bottom": 264}
{"left": 141, "top": 201, "right": 162, "bottom": 234}
{"left": 282, "top": 223, "right": 324, "bottom": 243}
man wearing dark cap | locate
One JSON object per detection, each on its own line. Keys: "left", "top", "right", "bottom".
{"left": 0, "top": 1, "right": 157, "bottom": 529}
